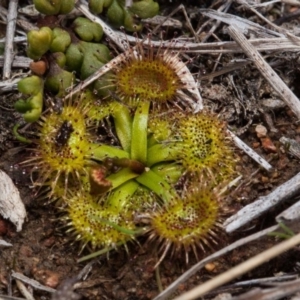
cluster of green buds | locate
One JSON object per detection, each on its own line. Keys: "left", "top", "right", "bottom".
{"left": 33, "top": 0, "right": 159, "bottom": 31}
{"left": 16, "top": 16, "right": 111, "bottom": 121}
{"left": 89, "top": 0, "right": 159, "bottom": 31}
{"left": 33, "top": 0, "right": 75, "bottom": 15}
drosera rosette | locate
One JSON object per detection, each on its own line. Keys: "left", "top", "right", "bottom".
{"left": 22, "top": 94, "right": 129, "bottom": 194}
{"left": 64, "top": 191, "right": 137, "bottom": 252}
{"left": 63, "top": 179, "right": 148, "bottom": 253}
{"left": 146, "top": 183, "right": 226, "bottom": 267}
{"left": 106, "top": 36, "right": 198, "bottom": 110}
{"left": 147, "top": 111, "right": 239, "bottom": 186}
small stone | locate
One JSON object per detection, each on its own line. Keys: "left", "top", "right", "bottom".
{"left": 255, "top": 124, "right": 268, "bottom": 138}
{"left": 261, "top": 137, "right": 277, "bottom": 153}
{"left": 32, "top": 268, "right": 60, "bottom": 288}
{"left": 205, "top": 262, "right": 216, "bottom": 272}
{"left": 252, "top": 142, "right": 260, "bottom": 148}
{"left": 30, "top": 60, "right": 47, "bottom": 76}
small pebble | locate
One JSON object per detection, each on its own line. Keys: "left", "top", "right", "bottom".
{"left": 30, "top": 61, "right": 47, "bottom": 76}
{"left": 261, "top": 137, "right": 277, "bottom": 153}
{"left": 252, "top": 142, "right": 260, "bottom": 148}
{"left": 255, "top": 124, "right": 268, "bottom": 138}
{"left": 32, "top": 268, "right": 60, "bottom": 288}
{"left": 205, "top": 262, "right": 216, "bottom": 272}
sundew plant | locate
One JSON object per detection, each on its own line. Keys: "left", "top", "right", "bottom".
{"left": 15, "top": 0, "right": 239, "bottom": 265}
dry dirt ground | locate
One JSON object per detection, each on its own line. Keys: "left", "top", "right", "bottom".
{"left": 1, "top": 0, "right": 300, "bottom": 299}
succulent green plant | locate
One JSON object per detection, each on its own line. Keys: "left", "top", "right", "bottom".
{"left": 73, "top": 17, "right": 104, "bottom": 42}
{"left": 15, "top": 76, "right": 44, "bottom": 122}
{"left": 89, "top": 0, "right": 113, "bottom": 14}
{"left": 33, "top": 0, "right": 75, "bottom": 15}
{"left": 90, "top": 0, "right": 159, "bottom": 31}
{"left": 49, "top": 28, "right": 71, "bottom": 53}
{"left": 65, "top": 39, "right": 112, "bottom": 96}
{"left": 26, "top": 27, "right": 53, "bottom": 60}
{"left": 44, "top": 60, "right": 75, "bottom": 97}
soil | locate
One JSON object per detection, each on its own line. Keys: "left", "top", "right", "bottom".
{"left": 1, "top": 1, "right": 300, "bottom": 299}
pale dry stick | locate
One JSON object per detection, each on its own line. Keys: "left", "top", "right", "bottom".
{"left": 0, "top": 239, "right": 12, "bottom": 247}
{"left": 3, "top": 0, "right": 19, "bottom": 79}
{"left": 228, "top": 130, "right": 273, "bottom": 171}
{"left": 153, "top": 225, "right": 278, "bottom": 300}
{"left": 227, "top": 278, "right": 300, "bottom": 300}
{"left": 12, "top": 271, "right": 56, "bottom": 294}
{"left": 0, "top": 5, "right": 38, "bottom": 32}
{"left": 229, "top": 274, "right": 298, "bottom": 288}
{"left": 15, "top": 280, "right": 35, "bottom": 300}
{"left": 276, "top": 199, "right": 300, "bottom": 224}
{"left": 186, "top": 37, "right": 300, "bottom": 54}
{"left": 152, "top": 4, "right": 197, "bottom": 38}
{"left": 0, "top": 78, "right": 21, "bottom": 93}
{"left": 200, "top": 1, "right": 233, "bottom": 43}
{"left": 196, "top": 1, "right": 231, "bottom": 36}
{"left": 201, "top": 60, "right": 251, "bottom": 80}
{"left": 236, "top": 0, "right": 300, "bottom": 42}
{"left": 281, "top": 0, "right": 300, "bottom": 5}
{"left": 228, "top": 25, "right": 300, "bottom": 119}
{"left": 280, "top": 136, "right": 300, "bottom": 160}
{"left": 0, "top": 296, "right": 31, "bottom": 300}
{"left": 173, "top": 232, "right": 300, "bottom": 300}
{"left": 200, "top": 9, "right": 284, "bottom": 38}
{"left": 0, "top": 169, "right": 26, "bottom": 232}
{"left": 0, "top": 56, "right": 32, "bottom": 68}
{"left": 0, "top": 36, "right": 27, "bottom": 43}
{"left": 224, "top": 171, "right": 300, "bottom": 233}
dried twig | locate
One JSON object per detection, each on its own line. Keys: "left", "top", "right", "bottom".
{"left": 3, "top": 0, "right": 19, "bottom": 79}
{"left": 200, "top": 2, "right": 233, "bottom": 43}
{"left": 15, "top": 280, "right": 35, "bottom": 300}
{"left": 0, "top": 239, "right": 12, "bottom": 247}
{"left": 0, "top": 295, "right": 28, "bottom": 300}
{"left": 153, "top": 225, "right": 278, "bottom": 300}
{"left": 11, "top": 271, "right": 56, "bottom": 294}
{"left": 224, "top": 171, "right": 300, "bottom": 233}
{"left": 0, "top": 169, "right": 26, "bottom": 232}
{"left": 173, "top": 232, "right": 300, "bottom": 300}
{"left": 227, "top": 278, "right": 300, "bottom": 300}
{"left": 276, "top": 199, "right": 300, "bottom": 224}
{"left": 228, "top": 25, "right": 300, "bottom": 119}
{"left": 0, "top": 56, "right": 32, "bottom": 68}
{"left": 200, "top": 9, "right": 283, "bottom": 38}
{"left": 228, "top": 130, "right": 273, "bottom": 171}
{"left": 280, "top": 136, "right": 300, "bottom": 160}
